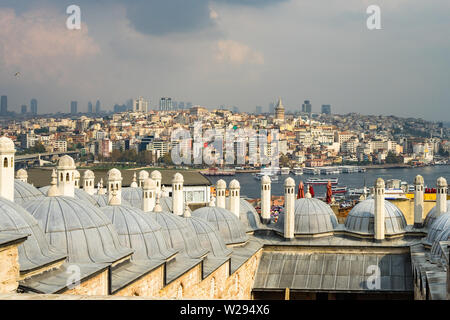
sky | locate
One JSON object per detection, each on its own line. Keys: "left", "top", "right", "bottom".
{"left": 0, "top": 0, "right": 449, "bottom": 121}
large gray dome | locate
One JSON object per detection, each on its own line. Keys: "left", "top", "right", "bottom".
{"left": 192, "top": 207, "right": 248, "bottom": 245}
{"left": 22, "top": 196, "right": 133, "bottom": 264}
{"left": 424, "top": 213, "right": 450, "bottom": 246}
{"left": 185, "top": 216, "right": 231, "bottom": 258}
{"left": 345, "top": 199, "right": 407, "bottom": 236}
{"left": 226, "top": 198, "right": 263, "bottom": 232}
{"left": 153, "top": 211, "right": 208, "bottom": 259}
{"left": 274, "top": 198, "right": 338, "bottom": 237}
{"left": 423, "top": 200, "right": 450, "bottom": 229}
{"left": 0, "top": 197, "right": 65, "bottom": 272}
{"left": 14, "top": 180, "right": 45, "bottom": 205}
{"left": 100, "top": 205, "right": 176, "bottom": 262}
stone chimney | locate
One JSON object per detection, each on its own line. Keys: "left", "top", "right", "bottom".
{"left": 436, "top": 177, "right": 448, "bottom": 218}
{"left": 172, "top": 173, "right": 184, "bottom": 216}
{"left": 414, "top": 175, "right": 424, "bottom": 228}
{"left": 151, "top": 170, "right": 162, "bottom": 194}
{"left": 56, "top": 155, "right": 76, "bottom": 198}
{"left": 261, "top": 175, "right": 271, "bottom": 224}
{"left": 284, "top": 177, "right": 295, "bottom": 240}
{"left": 374, "top": 178, "right": 385, "bottom": 241}
{"left": 82, "top": 170, "right": 95, "bottom": 195}
{"left": 107, "top": 168, "right": 122, "bottom": 204}
{"left": 228, "top": 179, "right": 240, "bottom": 218}
{"left": 138, "top": 170, "right": 149, "bottom": 188}
{"left": 216, "top": 179, "right": 226, "bottom": 209}
{"left": 16, "top": 169, "right": 27, "bottom": 183}
{"left": 142, "top": 178, "right": 156, "bottom": 212}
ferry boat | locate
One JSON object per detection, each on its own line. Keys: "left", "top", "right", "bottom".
{"left": 384, "top": 188, "right": 408, "bottom": 200}
{"left": 281, "top": 167, "right": 291, "bottom": 175}
{"left": 306, "top": 178, "right": 338, "bottom": 185}
{"left": 303, "top": 167, "right": 320, "bottom": 175}
{"left": 331, "top": 186, "right": 347, "bottom": 194}
{"left": 293, "top": 167, "right": 303, "bottom": 175}
{"left": 254, "top": 172, "right": 279, "bottom": 182}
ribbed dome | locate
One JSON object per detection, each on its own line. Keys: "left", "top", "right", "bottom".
{"left": 121, "top": 187, "right": 143, "bottom": 208}
{"left": 83, "top": 170, "right": 95, "bottom": 179}
{"left": 423, "top": 201, "right": 450, "bottom": 229}
{"left": 425, "top": 213, "right": 450, "bottom": 245}
{"left": 14, "top": 180, "right": 45, "bottom": 205}
{"left": 185, "top": 216, "right": 231, "bottom": 258}
{"left": 57, "top": 155, "right": 75, "bottom": 169}
{"left": 152, "top": 211, "right": 208, "bottom": 259}
{"left": 275, "top": 198, "right": 338, "bottom": 236}
{"left": 345, "top": 199, "right": 407, "bottom": 236}
{"left": 101, "top": 205, "right": 176, "bottom": 261}
{"left": 16, "top": 169, "right": 28, "bottom": 179}
{"left": 192, "top": 207, "right": 248, "bottom": 245}
{"left": 0, "top": 136, "right": 15, "bottom": 152}
{"left": 150, "top": 170, "right": 161, "bottom": 180}
{"left": 22, "top": 197, "right": 133, "bottom": 264}
{"left": 107, "top": 168, "right": 122, "bottom": 180}
{"left": 39, "top": 186, "right": 98, "bottom": 207}
{"left": 261, "top": 175, "right": 271, "bottom": 184}
{"left": 0, "top": 197, "right": 65, "bottom": 272}
{"left": 139, "top": 170, "right": 149, "bottom": 180}
{"left": 172, "top": 172, "right": 184, "bottom": 183}
{"left": 225, "top": 198, "right": 263, "bottom": 232}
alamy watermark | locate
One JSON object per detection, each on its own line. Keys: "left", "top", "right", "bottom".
{"left": 170, "top": 121, "right": 280, "bottom": 168}
{"left": 66, "top": 5, "right": 81, "bottom": 30}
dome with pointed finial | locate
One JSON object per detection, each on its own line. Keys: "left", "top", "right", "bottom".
{"left": 130, "top": 172, "right": 138, "bottom": 188}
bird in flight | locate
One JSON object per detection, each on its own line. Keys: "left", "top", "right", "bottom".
{"left": 14, "top": 72, "right": 20, "bottom": 77}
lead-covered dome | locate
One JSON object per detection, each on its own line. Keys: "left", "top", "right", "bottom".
{"left": 22, "top": 196, "right": 133, "bottom": 264}
{"left": 121, "top": 187, "right": 143, "bottom": 208}
{"left": 57, "top": 155, "right": 75, "bottom": 169}
{"left": 14, "top": 180, "right": 45, "bottom": 205}
{"left": 274, "top": 198, "right": 338, "bottom": 237}
{"left": 423, "top": 200, "right": 450, "bottom": 229}
{"left": 226, "top": 198, "right": 263, "bottom": 232}
{"left": 153, "top": 210, "right": 209, "bottom": 259}
{"left": 192, "top": 207, "right": 248, "bottom": 245}
{"left": 424, "top": 213, "right": 450, "bottom": 246}
{"left": 0, "top": 197, "right": 65, "bottom": 272}
{"left": 185, "top": 216, "right": 231, "bottom": 258}
{"left": 39, "top": 185, "right": 98, "bottom": 207}
{"left": 345, "top": 199, "right": 407, "bottom": 236}
{"left": 100, "top": 205, "right": 176, "bottom": 261}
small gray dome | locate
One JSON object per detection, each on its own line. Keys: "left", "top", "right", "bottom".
{"left": 153, "top": 211, "right": 208, "bottom": 259}
{"left": 39, "top": 186, "right": 98, "bottom": 207}
{"left": 0, "top": 197, "right": 65, "bottom": 272}
{"left": 101, "top": 205, "right": 176, "bottom": 261}
{"left": 192, "top": 207, "right": 248, "bottom": 245}
{"left": 23, "top": 196, "right": 133, "bottom": 264}
{"left": 159, "top": 196, "right": 191, "bottom": 214}
{"left": 121, "top": 187, "right": 143, "bottom": 208}
{"left": 185, "top": 216, "right": 231, "bottom": 258}
{"left": 226, "top": 198, "right": 263, "bottom": 232}
{"left": 91, "top": 194, "right": 132, "bottom": 207}
{"left": 14, "top": 180, "right": 45, "bottom": 205}
{"left": 423, "top": 200, "right": 450, "bottom": 229}
{"left": 345, "top": 199, "right": 407, "bottom": 236}
{"left": 425, "top": 213, "right": 450, "bottom": 245}
{"left": 275, "top": 198, "right": 338, "bottom": 236}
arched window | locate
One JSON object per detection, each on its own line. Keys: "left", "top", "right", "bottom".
{"left": 60, "top": 173, "right": 63, "bottom": 181}
{"left": 66, "top": 173, "right": 70, "bottom": 182}
{"left": 3, "top": 157, "right": 8, "bottom": 168}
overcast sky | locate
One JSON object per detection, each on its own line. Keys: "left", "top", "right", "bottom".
{"left": 0, "top": 0, "right": 449, "bottom": 120}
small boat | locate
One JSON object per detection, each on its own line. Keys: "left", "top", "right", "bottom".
{"left": 306, "top": 178, "right": 338, "bottom": 185}
{"left": 331, "top": 186, "right": 347, "bottom": 194}
{"left": 293, "top": 167, "right": 303, "bottom": 175}
{"left": 281, "top": 167, "right": 290, "bottom": 175}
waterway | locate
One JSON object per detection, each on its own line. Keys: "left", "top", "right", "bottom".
{"left": 207, "top": 165, "right": 450, "bottom": 199}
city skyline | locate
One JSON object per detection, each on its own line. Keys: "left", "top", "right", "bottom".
{"left": 0, "top": 1, "right": 449, "bottom": 121}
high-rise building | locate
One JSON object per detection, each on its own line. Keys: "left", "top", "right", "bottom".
{"left": 321, "top": 104, "right": 331, "bottom": 115}
{"left": 159, "top": 97, "right": 173, "bottom": 111}
{"left": 301, "top": 100, "right": 312, "bottom": 113}
{"left": 88, "top": 101, "right": 93, "bottom": 113}
{"left": 178, "top": 102, "right": 185, "bottom": 110}
{"left": 95, "top": 100, "right": 101, "bottom": 113}
{"left": 1, "top": 96, "right": 7, "bottom": 116}
{"left": 255, "top": 106, "right": 263, "bottom": 114}
{"left": 30, "top": 99, "right": 37, "bottom": 115}
{"left": 70, "top": 101, "right": 78, "bottom": 115}
{"left": 133, "top": 97, "right": 149, "bottom": 113}
{"left": 21, "top": 105, "right": 27, "bottom": 114}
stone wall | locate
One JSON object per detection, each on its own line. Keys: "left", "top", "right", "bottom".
{"left": 158, "top": 264, "right": 202, "bottom": 299}
{"left": 63, "top": 269, "right": 109, "bottom": 296}
{"left": 391, "top": 199, "right": 435, "bottom": 225}
{"left": 114, "top": 265, "right": 164, "bottom": 297}
{"left": 0, "top": 245, "right": 20, "bottom": 294}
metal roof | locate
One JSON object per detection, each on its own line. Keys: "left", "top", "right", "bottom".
{"left": 424, "top": 213, "right": 450, "bottom": 246}
{"left": 111, "top": 260, "right": 165, "bottom": 294}
{"left": 39, "top": 186, "right": 98, "bottom": 207}
{"left": 253, "top": 251, "right": 413, "bottom": 292}
{"left": 101, "top": 205, "right": 177, "bottom": 261}
{"left": 0, "top": 197, "right": 66, "bottom": 272}
{"left": 345, "top": 199, "right": 407, "bottom": 236}
{"left": 192, "top": 206, "right": 249, "bottom": 245}
{"left": 226, "top": 198, "right": 264, "bottom": 232}
{"left": 22, "top": 196, "right": 133, "bottom": 264}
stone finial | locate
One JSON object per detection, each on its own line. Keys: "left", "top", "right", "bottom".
{"left": 98, "top": 178, "right": 106, "bottom": 195}
{"left": 130, "top": 172, "right": 138, "bottom": 188}
{"left": 183, "top": 203, "right": 191, "bottom": 218}
{"left": 47, "top": 169, "right": 59, "bottom": 197}
{"left": 209, "top": 196, "right": 216, "bottom": 207}
{"left": 109, "top": 189, "right": 121, "bottom": 206}
{"left": 154, "top": 193, "right": 163, "bottom": 213}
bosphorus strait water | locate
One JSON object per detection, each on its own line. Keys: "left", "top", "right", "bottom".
{"left": 207, "top": 165, "right": 450, "bottom": 199}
